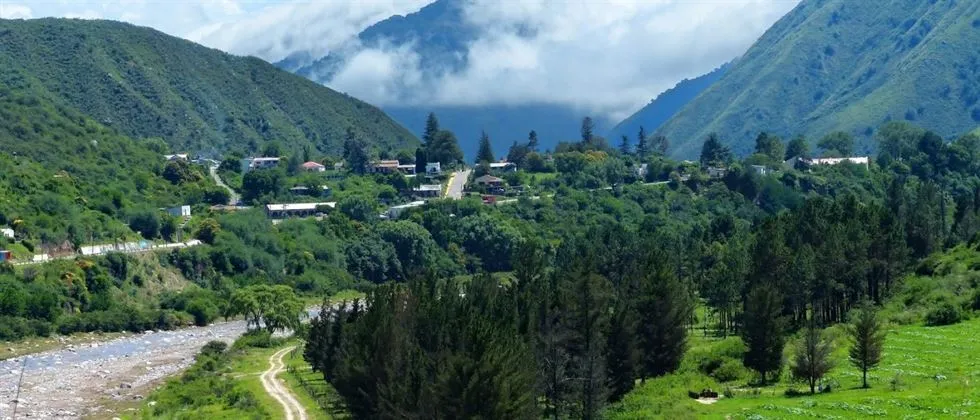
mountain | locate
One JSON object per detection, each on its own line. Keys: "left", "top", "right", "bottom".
{"left": 281, "top": 0, "right": 598, "bottom": 158}
{"left": 607, "top": 62, "right": 731, "bottom": 145}
{"left": 657, "top": 0, "right": 980, "bottom": 158}
{"left": 0, "top": 18, "right": 418, "bottom": 157}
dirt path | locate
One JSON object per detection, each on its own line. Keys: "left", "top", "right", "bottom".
{"left": 209, "top": 164, "right": 241, "bottom": 205}
{"left": 260, "top": 346, "right": 307, "bottom": 420}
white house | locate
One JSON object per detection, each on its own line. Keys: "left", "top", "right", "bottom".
{"left": 413, "top": 184, "right": 442, "bottom": 198}
{"left": 489, "top": 162, "right": 517, "bottom": 172}
{"left": 242, "top": 157, "right": 281, "bottom": 172}
{"left": 265, "top": 202, "right": 336, "bottom": 219}
{"left": 751, "top": 165, "right": 770, "bottom": 176}
{"left": 707, "top": 166, "right": 727, "bottom": 178}
{"left": 426, "top": 162, "right": 442, "bottom": 175}
{"left": 164, "top": 154, "right": 189, "bottom": 161}
{"left": 385, "top": 201, "right": 426, "bottom": 219}
{"left": 1, "top": 228, "right": 14, "bottom": 239}
{"left": 166, "top": 205, "right": 191, "bottom": 218}
{"left": 301, "top": 161, "right": 326, "bottom": 172}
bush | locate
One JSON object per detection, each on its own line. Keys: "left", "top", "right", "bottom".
{"left": 185, "top": 298, "right": 219, "bottom": 327}
{"left": 712, "top": 359, "right": 747, "bottom": 383}
{"left": 234, "top": 329, "right": 277, "bottom": 349}
{"left": 925, "top": 301, "right": 964, "bottom": 326}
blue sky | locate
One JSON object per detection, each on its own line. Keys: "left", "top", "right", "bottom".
{"left": 1, "top": 0, "right": 800, "bottom": 121}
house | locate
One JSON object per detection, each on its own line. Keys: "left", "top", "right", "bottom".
{"left": 474, "top": 175, "right": 504, "bottom": 187}
{"left": 707, "top": 166, "right": 727, "bottom": 178}
{"left": 301, "top": 161, "right": 326, "bottom": 172}
{"left": 751, "top": 165, "right": 769, "bottom": 176}
{"left": 0, "top": 250, "right": 11, "bottom": 262}
{"left": 265, "top": 202, "right": 336, "bottom": 219}
{"left": 413, "top": 184, "right": 442, "bottom": 198}
{"left": 164, "top": 154, "right": 189, "bottom": 161}
{"left": 166, "top": 205, "right": 191, "bottom": 218}
{"left": 806, "top": 156, "right": 870, "bottom": 168}
{"left": 369, "top": 160, "right": 400, "bottom": 174}
{"left": 635, "top": 163, "right": 649, "bottom": 179}
{"left": 289, "top": 185, "right": 331, "bottom": 197}
{"left": 242, "top": 157, "right": 281, "bottom": 172}
{"left": 1, "top": 228, "right": 13, "bottom": 239}
{"left": 385, "top": 201, "right": 426, "bottom": 219}
{"left": 426, "top": 162, "right": 442, "bottom": 175}
{"left": 333, "top": 161, "right": 344, "bottom": 171}
{"left": 489, "top": 161, "right": 517, "bottom": 172}
{"left": 397, "top": 164, "right": 417, "bottom": 175}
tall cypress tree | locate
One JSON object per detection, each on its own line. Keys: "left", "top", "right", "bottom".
{"left": 477, "top": 130, "right": 495, "bottom": 164}
{"left": 414, "top": 147, "right": 427, "bottom": 175}
{"left": 581, "top": 117, "right": 595, "bottom": 145}
{"left": 618, "top": 135, "right": 631, "bottom": 156}
{"left": 848, "top": 303, "right": 886, "bottom": 388}
{"left": 562, "top": 255, "right": 611, "bottom": 420}
{"left": 636, "top": 257, "right": 692, "bottom": 381}
{"left": 605, "top": 299, "right": 637, "bottom": 401}
{"left": 528, "top": 130, "right": 539, "bottom": 151}
{"left": 636, "top": 126, "right": 649, "bottom": 158}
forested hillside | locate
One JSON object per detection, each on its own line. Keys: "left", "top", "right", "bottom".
{"left": 658, "top": 0, "right": 980, "bottom": 158}
{"left": 0, "top": 19, "right": 418, "bottom": 156}
{"left": 0, "top": 78, "right": 221, "bottom": 246}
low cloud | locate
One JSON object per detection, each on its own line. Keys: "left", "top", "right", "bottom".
{"left": 0, "top": 4, "right": 33, "bottom": 19}
{"left": 327, "top": 0, "right": 801, "bottom": 122}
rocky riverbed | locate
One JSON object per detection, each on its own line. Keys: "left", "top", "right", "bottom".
{"left": 0, "top": 320, "right": 249, "bottom": 419}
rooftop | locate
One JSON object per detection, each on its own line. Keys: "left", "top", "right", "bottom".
{"left": 389, "top": 201, "right": 426, "bottom": 210}
{"left": 414, "top": 184, "right": 442, "bottom": 191}
{"left": 301, "top": 161, "right": 325, "bottom": 168}
{"left": 265, "top": 202, "right": 336, "bottom": 212}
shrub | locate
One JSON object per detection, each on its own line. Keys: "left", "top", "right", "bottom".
{"left": 185, "top": 298, "right": 219, "bottom": 327}
{"left": 200, "top": 340, "right": 228, "bottom": 356}
{"left": 712, "top": 359, "right": 747, "bottom": 383}
{"left": 234, "top": 329, "right": 277, "bottom": 349}
{"left": 925, "top": 301, "right": 964, "bottom": 326}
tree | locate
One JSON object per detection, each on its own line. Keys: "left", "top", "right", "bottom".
{"left": 848, "top": 304, "right": 886, "bottom": 388}
{"left": 636, "top": 257, "right": 692, "bottom": 380}
{"left": 427, "top": 130, "right": 464, "bottom": 167}
{"left": 636, "top": 126, "right": 649, "bottom": 158}
{"left": 262, "top": 141, "right": 283, "bottom": 157}
{"left": 790, "top": 322, "right": 836, "bottom": 394}
{"left": 129, "top": 209, "right": 160, "bottom": 239}
{"left": 414, "top": 147, "right": 427, "bottom": 175}
{"left": 506, "top": 141, "right": 530, "bottom": 169}
{"left": 160, "top": 215, "right": 179, "bottom": 241}
{"left": 818, "top": 131, "right": 855, "bottom": 157}
{"left": 343, "top": 127, "right": 370, "bottom": 174}
{"left": 528, "top": 130, "right": 539, "bottom": 152}
{"left": 423, "top": 112, "right": 440, "bottom": 145}
{"left": 581, "top": 117, "right": 595, "bottom": 144}
{"left": 241, "top": 168, "right": 285, "bottom": 202}
{"left": 195, "top": 218, "right": 220, "bottom": 244}
{"left": 339, "top": 196, "right": 376, "bottom": 222}
{"left": 561, "top": 255, "right": 611, "bottom": 420}
{"left": 618, "top": 135, "right": 631, "bottom": 156}
{"left": 476, "top": 130, "right": 495, "bottom": 164}
{"left": 605, "top": 301, "right": 636, "bottom": 402}
{"left": 229, "top": 285, "right": 304, "bottom": 334}
{"left": 653, "top": 135, "right": 669, "bottom": 156}
{"left": 741, "top": 284, "right": 786, "bottom": 383}
{"left": 785, "top": 135, "right": 810, "bottom": 160}
{"left": 699, "top": 133, "right": 732, "bottom": 167}
{"left": 754, "top": 131, "right": 785, "bottom": 162}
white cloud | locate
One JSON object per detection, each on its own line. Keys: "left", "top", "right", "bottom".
{"left": 326, "top": 0, "right": 801, "bottom": 122}
{"left": 0, "top": 4, "right": 33, "bottom": 19}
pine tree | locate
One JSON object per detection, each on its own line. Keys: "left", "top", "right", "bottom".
{"left": 699, "top": 133, "right": 732, "bottom": 167}
{"left": 562, "top": 259, "right": 612, "bottom": 420}
{"left": 636, "top": 258, "right": 692, "bottom": 380}
{"left": 636, "top": 126, "right": 649, "bottom": 158}
{"left": 343, "top": 127, "right": 369, "bottom": 174}
{"left": 741, "top": 284, "right": 787, "bottom": 383}
{"left": 477, "top": 130, "right": 495, "bottom": 164}
{"left": 618, "top": 135, "right": 631, "bottom": 156}
{"left": 537, "top": 272, "right": 571, "bottom": 420}
{"left": 790, "top": 321, "right": 835, "bottom": 394}
{"left": 848, "top": 304, "right": 886, "bottom": 388}
{"left": 423, "top": 112, "right": 439, "bottom": 145}
{"left": 605, "top": 300, "right": 637, "bottom": 401}
{"left": 528, "top": 130, "right": 539, "bottom": 151}
{"left": 581, "top": 117, "right": 595, "bottom": 145}
{"left": 655, "top": 135, "right": 670, "bottom": 156}
{"left": 785, "top": 135, "right": 810, "bottom": 160}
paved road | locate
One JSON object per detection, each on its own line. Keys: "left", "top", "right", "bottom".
{"left": 261, "top": 346, "right": 307, "bottom": 420}
{"left": 444, "top": 169, "right": 471, "bottom": 200}
{"left": 209, "top": 164, "right": 241, "bottom": 205}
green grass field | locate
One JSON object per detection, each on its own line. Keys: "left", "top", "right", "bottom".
{"left": 608, "top": 318, "right": 980, "bottom": 419}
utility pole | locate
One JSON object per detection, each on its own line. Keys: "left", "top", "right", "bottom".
{"left": 12, "top": 356, "right": 27, "bottom": 419}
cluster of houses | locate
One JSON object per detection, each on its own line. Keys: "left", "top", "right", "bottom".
{"left": 705, "top": 156, "right": 870, "bottom": 179}
{"left": 368, "top": 160, "right": 443, "bottom": 176}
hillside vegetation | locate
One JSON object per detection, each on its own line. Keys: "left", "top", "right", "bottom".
{"left": 658, "top": 0, "right": 980, "bottom": 158}
{"left": 0, "top": 18, "right": 418, "bottom": 156}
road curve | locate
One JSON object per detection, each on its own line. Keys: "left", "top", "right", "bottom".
{"left": 260, "top": 346, "right": 307, "bottom": 420}
{"left": 444, "top": 169, "right": 471, "bottom": 200}
{"left": 209, "top": 164, "right": 241, "bottom": 205}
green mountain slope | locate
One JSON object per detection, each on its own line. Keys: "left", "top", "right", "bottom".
{"left": 0, "top": 78, "right": 219, "bottom": 245}
{"left": 658, "top": 0, "right": 980, "bottom": 158}
{"left": 0, "top": 18, "right": 418, "bottom": 155}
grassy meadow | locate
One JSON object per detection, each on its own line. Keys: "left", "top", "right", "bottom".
{"left": 608, "top": 318, "right": 980, "bottom": 419}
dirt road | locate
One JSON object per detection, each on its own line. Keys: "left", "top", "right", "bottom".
{"left": 209, "top": 164, "right": 241, "bottom": 205}
{"left": 260, "top": 346, "right": 307, "bottom": 420}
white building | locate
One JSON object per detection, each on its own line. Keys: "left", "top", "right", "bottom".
{"left": 1, "top": 228, "right": 14, "bottom": 239}
{"left": 413, "top": 184, "right": 442, "bottom": 198}
{"left": 164, "top": 154, "right": 189, "bottom": 161}
{"left": 166, "top": 205, "right": 191, "bottom": 218}
{"left": 751, "top": 165, "right": 770, "bottom": 176}
{"left": 385, "top": 201, "right": 426, "bottom": 219}
{"left": 489, "top": 162, "right": 517, "bottom": 172}
{"left": 265, "top": 202, "right": 336, "bottom": 219}
{"left": 426, "top": 162, "right": 441, "bottom": 175}
{"left": 242, "top": 157, "right": 281, "bottom": 172}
